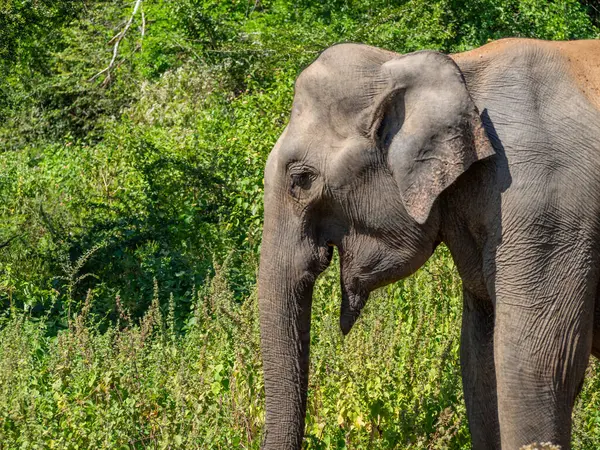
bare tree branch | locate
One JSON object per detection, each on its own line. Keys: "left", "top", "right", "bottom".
{"left": 89, "top": 0, "right": 143, "bottom": 86}
{"left": 141, "top": 10, "right": 145, "bottom": 40}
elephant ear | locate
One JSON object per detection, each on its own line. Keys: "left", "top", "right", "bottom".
{"left": 367, "top": 51, "right": 495, "bottom": 224}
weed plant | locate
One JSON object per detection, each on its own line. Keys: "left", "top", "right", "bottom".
{"left": 2, "top": 247, "right": 600, "bottom": 448}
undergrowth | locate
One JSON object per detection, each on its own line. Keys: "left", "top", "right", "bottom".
{"left": 2, "top": 247, "right": 600, "bottom": 448}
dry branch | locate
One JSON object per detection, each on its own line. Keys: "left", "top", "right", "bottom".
{"left": 89, "top": 0, "right": 144, "bottom": 86}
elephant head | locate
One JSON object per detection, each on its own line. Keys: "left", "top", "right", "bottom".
{"left": 258, "top": 43, "right": 494, "bottom": 448}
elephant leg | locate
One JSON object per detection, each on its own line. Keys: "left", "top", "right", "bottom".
{"left": 461, "top": 289, "right": 500, "bottom": 449}
{"left": 492, "top": 249, "right": 596, "bottom": 449}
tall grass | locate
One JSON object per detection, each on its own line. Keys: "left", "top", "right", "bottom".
{"left": 1, "top": 247, "right": 600, "bottom": 448}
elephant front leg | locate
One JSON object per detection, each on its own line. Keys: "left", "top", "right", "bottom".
{"left": 461, "top": 289, "right": 500, "bottom": 449}
{"left": 493, "top": 272, "right": 595, "bottom": 449}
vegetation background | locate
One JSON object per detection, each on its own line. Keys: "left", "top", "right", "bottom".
{"left": 1, "top": 0, "right": 600, "bottom": 448}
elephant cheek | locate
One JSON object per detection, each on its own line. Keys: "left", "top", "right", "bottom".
{"left": 340, "top": 283, "right": 369, "bottom": 335}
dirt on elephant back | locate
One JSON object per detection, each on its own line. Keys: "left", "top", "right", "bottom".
{"left": 553, "top": 40, "right": 600, "bottom": 110}
{"left": 452, "top": 38, "right": 600, "bottom": 111}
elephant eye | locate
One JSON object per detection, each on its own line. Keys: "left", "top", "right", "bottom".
{"left": 291, "top": 172, "right": 311, "bottom": 188}
{"left": 288, "top": 168, "right": 315, "bottom": 197}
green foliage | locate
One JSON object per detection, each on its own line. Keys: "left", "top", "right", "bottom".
{"left": 1, "top": 0, "right": 600, "bottom": 447}
{"left": 0, "top": 0, "right": 83, "bottom": 75}
{"left": 3, "top": 250, "right": 600, "bottom": 448}
{"left": 305, "top": 248, "right": 468, "bottom": 449}
{"left": 1, "top": 0, "right": 598, "bottom": 318}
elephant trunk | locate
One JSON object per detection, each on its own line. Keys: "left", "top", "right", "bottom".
{"left": 258, "top": 179, "right": 335, "bottom": 449}
{"left": 258, "top": 234, "right": 316, "bottom": 449}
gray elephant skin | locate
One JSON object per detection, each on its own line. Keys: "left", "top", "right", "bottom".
{"left": 258, "top": 38, "right": 600, "bottom": 449}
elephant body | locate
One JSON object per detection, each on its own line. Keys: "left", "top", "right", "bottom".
{"left": 447, "top": 39, "right": 600, "bottom": 449}
{"left": 258, "top": 39, "right": 600, "bottom": 449}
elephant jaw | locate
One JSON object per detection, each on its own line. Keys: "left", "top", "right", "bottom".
{"left": 340, "top": 283, "right": 369, "bottom": 335}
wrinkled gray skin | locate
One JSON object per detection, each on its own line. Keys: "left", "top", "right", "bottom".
{"left": 258, "top": 39, "right": 600, "bottom": 449}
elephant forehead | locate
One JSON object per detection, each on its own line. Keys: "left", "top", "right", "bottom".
{"left": 297, "top": 42, "right": 396, "bottom": 90}
{"left": 272, "top": 44, "right": 398, "bottom": 169}
{"left": 296, "top": 64, "right": 384, "bottom": 107}
{"left": 288, "top": 98, "right": 365, "bottom": 143}
{"left": 277, "top": 117, "right": 351, "bottom": 163}
{"left": 290, "top": 81, "right": 385, "bottom": 145}
{"left": 294, "top": 44, "right": 396, "bottom": 126}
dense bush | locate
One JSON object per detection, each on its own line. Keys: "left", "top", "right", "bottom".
{"left": 2, "top": 253, "right": 600, "bottom": 448}
{"left": 1, "top": 0, "right": 600, "bottom": 448}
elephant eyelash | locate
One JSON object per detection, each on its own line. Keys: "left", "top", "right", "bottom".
{"left": 287, "top": 161, "right": 316, "bottom": 175}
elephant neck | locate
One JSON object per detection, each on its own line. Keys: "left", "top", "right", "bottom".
{"left": 437, "top": 158, "right": 498, "bottom": 301}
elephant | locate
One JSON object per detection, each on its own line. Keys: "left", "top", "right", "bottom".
{"left": 257, "top": 38, "right": 600, "bottom": 449}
